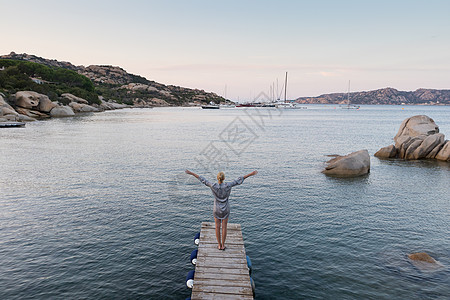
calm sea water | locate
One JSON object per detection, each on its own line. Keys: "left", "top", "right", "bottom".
{"left": 1, "top": 105, "right": 449, "bottom": 299}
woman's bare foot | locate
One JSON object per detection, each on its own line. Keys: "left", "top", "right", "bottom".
{"left": 218, "top": 244, "right": 222, "bottom": 250}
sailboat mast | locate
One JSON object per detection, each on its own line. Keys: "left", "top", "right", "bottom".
{"left": 284, "top": 72, "right": 288, "bottom": 102}
{"left": 276, "top": 78, "right": 279, "bottom": 101}
{"left": 347, "top": 80, "right": 350, "bottom": 105}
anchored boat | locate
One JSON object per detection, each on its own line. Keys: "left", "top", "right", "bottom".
{"left": 0, "top": 122, "right": 26, "bottom": 128}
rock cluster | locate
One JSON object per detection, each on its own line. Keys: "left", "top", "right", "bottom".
{"left": 375, "top": 115, "right": 449, "bottom": 161}
{"left": 322, "top": 149, "right": 370, "bottom": 177}
{"left": 1, "top": 92, "right": 49, "bottom": 121}
{"left": 1, "top": 52, "right": 227, "bottom": 106}
{"left": 0, "top": 91, "right": 131, "bottom": 122}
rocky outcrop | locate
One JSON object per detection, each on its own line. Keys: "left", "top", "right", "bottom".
{"left": 15, "top": 91, "right": 57, "bottom": 113}
{"left": 1, "top": 94, "right": 37, "bottom": 122}
{"left": 1, "top": 52, "right": 227, "bottom": 106}
{"left": 14, "top": 91, "right": 57, "bottom": 119}
{"left": 375, "top": 115, "right": 449, "bottom": 162}
{"left": 1, "top": 89, "right": 136, "bottom": 122}
{"left": 322, "top": 150, "right": 370, "bottom": 177}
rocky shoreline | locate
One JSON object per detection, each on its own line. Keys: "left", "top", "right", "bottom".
{"left": 0, "top": 91, "right": 130, "bottom": 122}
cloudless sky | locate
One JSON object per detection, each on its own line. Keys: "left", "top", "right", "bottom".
{"left": 1, "top": 0, "right": 449, "bottom": 100}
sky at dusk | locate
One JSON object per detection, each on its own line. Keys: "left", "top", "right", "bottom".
{"left": 1, "top": 0, "right": 449, "bottom": 101}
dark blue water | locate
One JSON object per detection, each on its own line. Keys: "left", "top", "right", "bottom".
{"left": 1, "top": 105, "right": 449, "bottom": 299}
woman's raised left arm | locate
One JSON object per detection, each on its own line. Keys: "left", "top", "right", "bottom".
{"left": 185, "top": 169, "right": 199, "bottom": 179}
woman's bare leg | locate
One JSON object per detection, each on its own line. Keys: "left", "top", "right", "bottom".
{"left": 214, "top": 217, "right": 222, "bottom": 250}
{"left": 221, "top": 218, "right": 228, "bottom": 250}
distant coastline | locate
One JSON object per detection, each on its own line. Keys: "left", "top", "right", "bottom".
{"left": 1, "top": 52, "right": 449, "bottom": 112}
{"left": 296, "top": 87, "right": 450, "bottom": 106}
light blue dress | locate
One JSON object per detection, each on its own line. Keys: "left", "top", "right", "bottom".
{"left": 198, "top": 176, "right": 245, "bottom": 219}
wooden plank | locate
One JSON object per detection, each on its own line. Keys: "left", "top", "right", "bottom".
{"left": 195, "top": 273, "right": 251, "bottom": 281}
{"left": 193, "top": 278, "right": 251, "bottom": 288}
{"left": 194, "top": 267, "right": 250, "bottom": 275}
{"left": 192, "top": 284, "right": 252, "bottom": 296}
{"left": 200, "top": 232, "right": 243, "bottom": 239}
{"left": 191, "top": 292, "right": 253, "bottom": 300}
{"left": 198, "top": 243, "right": 246, "bottom": 250}
{"left": 197, "top": 251, "right": 245, "bottom": 259}
{"left": 196, "top": 256, "right": 247, "bottom": 266}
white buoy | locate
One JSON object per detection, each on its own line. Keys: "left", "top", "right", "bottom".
{"left": 194, "top": 232, "right": 200, "bottom": 245}
{"left": 186, "top": 279, "right": 194, "bottom": 289}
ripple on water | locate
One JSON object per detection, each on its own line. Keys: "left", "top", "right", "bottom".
{"left": 1, "top": 106, "right": 449, "bottom": 299}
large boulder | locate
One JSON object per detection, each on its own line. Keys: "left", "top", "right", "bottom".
{"left": 15, "top": 91, "right": 57, "bottom": 114}
{"left": 50, "top": 106, "right": 75, "bottom": 117}
{"left": 0, "top": 94, "right": 15, "bottom": 111}
{"left": 15, "top": 107, "right": 50, "bottom": 119}
{"left": 69, "top": 102, "right": 99, "bottom": 113}
{"left": 17, "top": 114, "right": 36, "bottom": 122}
{"left": 374, "top": 144, "right": 397, "bottom": 158}
{"left": 1, "top": 106, "right": 18, "bottom": 116}
{"left": 15, "top": 91, "right": 41, "bottom": 109}
{"left": 38, "top": 96, "right": 57, "bottom": 113}
{"left": 394, "top": 115, "right": 439, "bottom": 140}
{"left": 322, "top": 149, "right": 370, "bottom": 177}
{"left": 61, "top": 93, "right": 89, "bottom": 104}
{"left": 79, "top": 104, "right": 99, "bottom": 112}
{"left": 375, "top": 115, "right": 449, "bottom": 161}
{"left": 435, "top": 141, "right": 450, "bottom": 161}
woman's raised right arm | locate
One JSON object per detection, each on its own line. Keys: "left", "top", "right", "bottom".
{"left": 243, "top": 170, "right": 258, "bottom": 179}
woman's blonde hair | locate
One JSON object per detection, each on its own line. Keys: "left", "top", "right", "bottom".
{"left": 217, "top": 171, "right": 225, "bottom": 183}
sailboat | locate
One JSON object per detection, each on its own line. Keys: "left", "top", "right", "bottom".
{"left": 341, "top": 80, "right": 360, "bottom": 109}
{"left": 275, "top": 72, "right": 306, "bottom": 109}
{"left": 219, "top": 84, "right": 236, "bottom": 108}
{"left": 202, "top": 101, "right": 220, "bottom": 109}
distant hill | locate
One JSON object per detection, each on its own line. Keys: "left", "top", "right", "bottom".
{"left": 0, "top": 52, "right": 226, "bottom": 106}
{"left": 296, "top": 87, "right": 450, "bottom": 105}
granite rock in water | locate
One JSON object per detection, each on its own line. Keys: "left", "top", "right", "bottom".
{"left": 375, "top": 115, "right": 450, "bottom": 162}
{"left": 50, "top": 106, "right": 75, "bottom": 117}
{"left": 408, "top": 252, "right": 437, "bottom": 263}
{"left": 322, "top": 149, "right": 370, "bottom": 177}
{"left": 407, "top": 252, "right": 444, "bottom": 272}
{"left": 435, "top": 141, "right": 450, "bottom": 161}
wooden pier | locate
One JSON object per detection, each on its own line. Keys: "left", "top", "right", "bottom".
{"left": 191, "top": 222, "right": 253, "bottom": 299}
